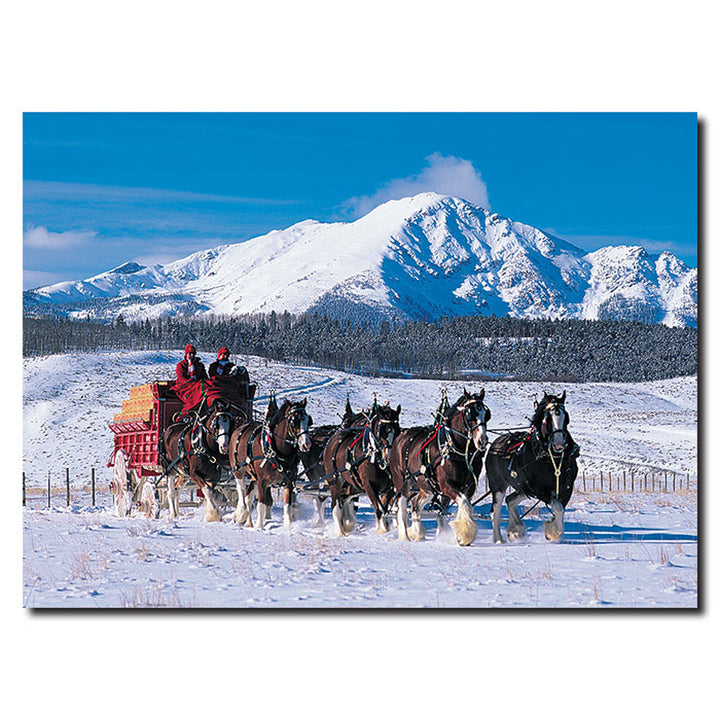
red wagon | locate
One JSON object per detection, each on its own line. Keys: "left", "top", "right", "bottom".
{"left": 108, "top": 381, "right": 184, "bottom": 517}
{"left": 108, "top": 378, "right": 255, "bottom": 517}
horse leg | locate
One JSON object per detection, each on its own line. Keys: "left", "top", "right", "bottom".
{"left": 312, "top": 496, "right": 326, "bottom": 528}
{"left": 342, "top": 496, "right": 356, "bottom": 535}
{"left": 544, "top": 497, "right": 565, "bottom": 541}
{"left": 282, "top": 485, "right": 298, "bottom": 527}
{"left": 506, "top": 491, "right": 528, "bottom": 541}
{"left": 408, "top": 494, "right": 427, "bottom": 542}
{"left": 193, "top": 462, "right": 223, "bottom": 523}
{"left": 256, "top": 483, "right": 271, "bottom": 530}
{"left": 363, "top": 479, "right": 390, "bottom": 535}
{"left": 433, "top": 497, "right": 451, "bottom": 538}
{"left": 330, "top": 486, "right": 345, "bottom": 537}
{"left": 168, "top": 473, "right": 182, "bottom": 520}
{"left": 189, "top": 460, "right": 222, "bottom": 523}
{"left": 396, "top": 494, "right": 410, "bottom": 541}
{"left": 232, "top": 474, "right": 253, "bottom": 526}
{"left": 198, "top": 481, "right": 222, "bottom": 522}
{"left": 449, "top": 493, "right": 477, "bottom": 547}
{"left": 491, "top": 489, "right": 506, "bottom": 544}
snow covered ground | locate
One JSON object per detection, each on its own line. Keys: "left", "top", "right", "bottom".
{"left": 23, "top": 350, "right": 697, "bottom": 608}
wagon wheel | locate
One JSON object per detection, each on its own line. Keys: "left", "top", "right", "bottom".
{"left": 136, "top": 477, "right": 160, "bottom": 519}
{"left": 111, "top": 450, "right": 131, "bottom": 517}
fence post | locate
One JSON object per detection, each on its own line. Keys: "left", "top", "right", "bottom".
{"left": 91, "top": 468, "right": 96, "bottom": 507}
{"left": 66, "top": 468, "right": 70, "bottom": 506}
{"left": 582, "top": 469, "right": 586, "bottom": 492}
{"left": 47, "top": 470, "right": 51, "bottom": 509}
{"left": 664, "top": 471, "right": 667, "bottom": 493}
{"left": 631, "top": 470, "right": 634, "bottom": 492}
{"left": 600, "top": 470, "right": 603, "bottom": 492}
{"left": 609, "top": 471, "right": 612, "bottom": 492}
{"left": 623, "top": 470, "right": 626, "bottom": 492}
{"left": 22, "top": 472, "right": 26, "bottom": 507}
{"left": 673, "top": 472, "right": 676, "bottom": 492}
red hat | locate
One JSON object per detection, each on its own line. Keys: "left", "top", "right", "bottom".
{"left": 218, "top": 346, "right": 230, "bottom": 358}
{"left": 185, "top": 344, "right": 196, "bottom": 355}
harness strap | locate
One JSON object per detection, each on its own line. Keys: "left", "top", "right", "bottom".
{"left": 548, "top": 449, "right": 564, "bottom": 497}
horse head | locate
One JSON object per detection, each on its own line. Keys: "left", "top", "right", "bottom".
{"left": 452, "top": 387, "right": 491, "bottom": 452}
{"left": 208, "top": 401, "right": 233, "bottom": 455}
{"left": 369, "top": 402, "right": 402, "bottom": 466}
{"left": 534, "top": 391, "right": 569, "bottom": 454}
{"left": 274, "top": 397, "right": 312, "bottom": 453}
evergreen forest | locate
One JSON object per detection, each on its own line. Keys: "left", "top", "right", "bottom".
{"left": 23, "top": 311, "right": 697, "bottom": 383}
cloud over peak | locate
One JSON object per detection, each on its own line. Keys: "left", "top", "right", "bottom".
{"left": 343, "top": 153, "right": 491, "bottom": 218}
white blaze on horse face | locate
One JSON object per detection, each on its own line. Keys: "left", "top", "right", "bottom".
{"left": 547, "top": 405, "right": 567, "bottom": 453}
{"left": 217, "top": 414, "right": 231, "bottom": 454}
{"left": 297, "top": 412, "right": 311, "bottom": 453}
{"left": 472, "top": 408, "right": 489, "bottom": 451}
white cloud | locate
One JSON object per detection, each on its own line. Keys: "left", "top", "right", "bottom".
{"left": 23, "top": 225, "right": 95, "bottom": 249}
{"left": 343, "top": 153, "right": 491, "bottom": 218}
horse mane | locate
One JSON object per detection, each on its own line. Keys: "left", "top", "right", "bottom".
{"left": 446, "top": 391, "right": 483, "bottom": 420}
{"left": 268, "top": 398, "right": 295, "bottom": 426}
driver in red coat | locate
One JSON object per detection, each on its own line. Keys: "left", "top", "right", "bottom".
{"left": 176, "top": 344, "right": 208, "bottom": 384}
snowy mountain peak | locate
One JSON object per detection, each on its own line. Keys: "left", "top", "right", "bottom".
{"left": 24, "top": 193, "right": 697, "bottom": 327}
{"left": 110, "top": 261, "right": 146, "bottom": 275}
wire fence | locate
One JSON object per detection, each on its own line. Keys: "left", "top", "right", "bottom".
{"left": 23, "top": 465, "right": 696, "bottom": 512}
{"left": 577, "top": 469, "right": 694, "bottom": 494}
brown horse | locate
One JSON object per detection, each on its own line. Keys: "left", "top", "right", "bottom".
{"left": 296, "top": 397, "right": 357, "bottom": 526}
{"left": 229, "top": 393, "right": 311, "bottom": 529}
{"left": 161, "top": 402, "right": 236, "bottom": 522}
{"left": 388, "top": 388, "right": 490, "bottom": 546}
{"left": 322, "top": 399, "right": 402, "bottom": 536}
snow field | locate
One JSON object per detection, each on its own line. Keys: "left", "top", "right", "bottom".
{"left": 23, "top": 350, "right": 697, "bottom": 608}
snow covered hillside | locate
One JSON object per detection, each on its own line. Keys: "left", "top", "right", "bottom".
{"left": 24, "top": 193, "right": 697, "bottom": 327}
{"left": 23, "top": 350, "right": 697, "bottom": 608}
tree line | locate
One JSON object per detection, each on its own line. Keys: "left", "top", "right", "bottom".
{"left": 22, "top": 311, "right": 697, "bottom": 383}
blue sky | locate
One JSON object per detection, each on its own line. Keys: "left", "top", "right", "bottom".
{"left": 23, "top": 112, "right": 697, "bottom": 290}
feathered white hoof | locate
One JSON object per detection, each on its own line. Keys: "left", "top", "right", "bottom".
{"left": 342, "top": 518, "right": 356, "bottom": 535}
{"left": 450, "top": 497, "right": 477, "bottom": 546}
{"left": 203, "top": 497, "right": 223, "bottom": 522}
{"left": 376, "top": 516, "right": 390, "bottom": 535}
{"left": 544, "top": 501, "right": 565, "bottom": 541}
{"left": 283, "top": 503, "right": 298, "bottom": 527}
{"left": 312, "top": 498, "right": 325, "bottom": 528}
{"left": 396, "top": 497, "right": 410, "bottom": 541}
{"left": 331, "top": 503, "right": 345, "bottom": 537}
{"left": 408, "top": 521, "right": 425, "bottom": 542}
{"left": 507, "top": 527, "right": 526, "bottom": 542}
{"left": 450, "top": 517, "right": 477, "bottom": 546}
{"left": 256, "top": 502, "right": 269, "bottom": 530}
{"left": 341, "top": 499, "right": 356, "bottom": 535}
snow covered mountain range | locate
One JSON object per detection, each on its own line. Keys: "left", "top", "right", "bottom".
{"left": 24, "top": 193, "right": 697, "bottom": 327}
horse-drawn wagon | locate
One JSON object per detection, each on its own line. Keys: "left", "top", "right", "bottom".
{"left": 108, "top": 378, "right": 254, "bottom": 518}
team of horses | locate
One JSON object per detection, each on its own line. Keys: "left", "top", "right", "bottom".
{"left": 159, "top": 387, "right": 579, "bottom": 545}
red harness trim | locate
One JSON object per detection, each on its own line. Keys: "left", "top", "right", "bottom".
{"left": 349, "top": 431, "right": 365, "bottom": 450}
{"left": 417, "top": 425, "right": 440, "bottom": 455}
